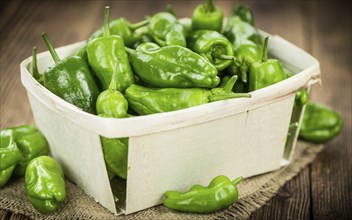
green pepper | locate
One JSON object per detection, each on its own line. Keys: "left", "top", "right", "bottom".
{"left": 148, "top": 12, "right": 187, "bottom": 47}
{"left": 299, "top": 102, "right": 343, "bottom": 143}
{"left": 232, "top": 4, "right": 255, "bottom": 26}
{"left": 74, "top": 43, "right": 88, "bottom": 62}
{"left": 191, "top": 0, "right": 224, "bottom": 32}
{"left": 223, "top": 16, "right": 262, "bottom": 47}
{"left": 30, "top": 47, "right": 43, "bottom": 84}
{"left": 126, "top": 42, "right": 220, "bottom": 88}
{"left": 25, "top": 156, "right": 66, "bottom": 214}
{"left": 164, "top": 175, "right": 243, "bottom": 213}
{"left": 96, "top": 68, "right": 129, "bottom": 179}
{"left": 0, "top": 125, "right": 49, "bottom": 180}
{"left": 249, "top": 37, "right": 287, "bottom": 91}
{"left": 223, "top": 15, "right": 263, "bottom": 83}
{"left": 41, "top": 33, "right": 99, "bottom": 114}
{"left": 87, "top": 6, "right": 135, "bottom": 92}
{"left": 0, "top": 129, "right": 22, "bottom": 174}
{"left": 226, "top": 39, "right": 262, "bottom": 83}
{"left": 284, "top": 68, "right": 309, "bottom": 107}
{"left": 89, "top": 17, "right": 149, "bottom": 48}
{"left": 0, "top": 166, "right": 15, "bottom": 188}
{"left": 125, "top": 75, "right": 250, "bottom": 115}
{"left": 187, "top": 30, "right": 235, "bottom": 71}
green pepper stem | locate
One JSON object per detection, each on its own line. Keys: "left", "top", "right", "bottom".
{"left": 166, "top": 4, "right": 176, "bottom": 16}
{"left": 129, "top": 20, "right": 149, "bottom": 30}
{"left": 210, "top": 92, "right": 251, "bottom": 102}
{"left": 108, "top": 60, "right": 119, "bottom": 91}
{"left": 232, "top": 176, "right": 244, "bottom": 186}
{"left": 223, "top": 75, "right": 238, "bottom": 93}
{"left": 205, "top": 0, "right": 215, "bottom": 12}
{"left": 262, "top": 36, "right": 269, "bottom": 62}
{"left": 104, "top": 6, "right": 111, "bottom": 38}
{"left": 124, "top": 47, "right": 135, "bottom": 54}
{"left": 41, "top": 32, "right": 61, "bottom": 63}
{"left": 31, "top": 47, "right": 40, "bottom": 80}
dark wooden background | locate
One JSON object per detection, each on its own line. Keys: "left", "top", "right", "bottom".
{"left": 0, "top": 0, "right": 351, "bottom": 219}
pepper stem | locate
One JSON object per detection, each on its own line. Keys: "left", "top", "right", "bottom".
{"left": 108, "top": 60, "right": 120, "bottom": 91}
{"left": 262, "top": 36, "right": 269, "bottom": 62}
{"left": 205, "top": 0, "right": 215, "bottom": 12}
{"left": 232, "top": 176, "right": 244, "bottom": 186}
{"left": 210, "top": 92, "right": 251, "bottom": 102}
{"left": 103, "top": 6, "right": 111, "bottom": 38}
{"left": 41, "top": 32, "right": 61, "bottom": 63}
{"left": 129, "top": 20, "right": 149, "bottom": 30}
{"left": 166, "top": 4, "right": 176, "bottom": 16}
{"left": 124, "top": 47, "right": 135, "bottom": 54}
{"left": 31, "top": 47, "right": 40, "bottom": 80}
{"left": 223, "top": 75, "right": 238, "bottom": 93}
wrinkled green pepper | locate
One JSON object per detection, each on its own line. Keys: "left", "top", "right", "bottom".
{"left": 0, "top": 129, "right": 22, "bottom": 187}
{"left": 148, "top": 12, "right": 187, "bottom": 47}
{"left": 232, "top": 4, "right": 255, "bottom": 26}
{"left": 25, "top": 156, "right": 66, "bottom": 214}
{"left": 224, "top": 15, "right": 262, "bottom": 83}
{"left": 249, "top": 37, "right": 287, "bottom": 91}
{"left": 191, "top": 0, "right": 224, "bottom": 32}
{"left": 125, "top": 75, "right": 250, "bottom": 115}
{"left": 96, "top": 68, "right": 129, "bottom": 179}
{"left": 0, "top": 125, "right": 49, "bottom": 186}
{"left": 299, "top": 102, "right": 343, "bottom": 143}
{"left": 126, "top": 42, "right": 220, "bottom": 88}
{"left": 87, "top": 7, "right": 135, "bottom": 92}
{"left": 187, "top": 30, "right": 235, "bottom": 71}
{"left": 164, "top": 175, "right": 243, "bottom": 213}
{"left": 89, "top": 17, "right": 149, "bottom": 48}
{"left": 41, "top": 33, "right": 99, "bottom": 114}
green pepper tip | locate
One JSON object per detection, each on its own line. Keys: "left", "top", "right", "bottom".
{"left": 103, "top": 6, "right": 111, "bottom": 37}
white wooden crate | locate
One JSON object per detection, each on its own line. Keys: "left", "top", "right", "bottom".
{"left": 20, "top": 31, "right": 320, "bottom": 215}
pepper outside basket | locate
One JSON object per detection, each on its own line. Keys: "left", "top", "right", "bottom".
{"left": 20, "top": 29, "right": 320, "bottom": 215}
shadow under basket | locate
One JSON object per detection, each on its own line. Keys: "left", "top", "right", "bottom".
{"left": 20, "top": 30, "right": 320, "bottom": 215}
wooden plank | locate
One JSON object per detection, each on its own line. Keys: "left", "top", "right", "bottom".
{"left": 250, "top": 167, "right": 311, "bottom": 220}
{"left": 309, "top": 1, "right": 352, "bottom": 219}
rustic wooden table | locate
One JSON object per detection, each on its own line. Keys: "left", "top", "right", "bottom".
{"left": 1, "top": 0, "right": 351, "bottom": 219}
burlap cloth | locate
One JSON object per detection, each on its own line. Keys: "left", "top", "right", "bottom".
{"left": 0, "top": 141, "right": 323, "bottom": 220}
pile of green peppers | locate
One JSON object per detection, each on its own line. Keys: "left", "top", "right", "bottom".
{"left": 0, "top": 125, "right": 66, "bottom": 214}
{"left": 22, "top": 0, "right": 343, "bottom": 215}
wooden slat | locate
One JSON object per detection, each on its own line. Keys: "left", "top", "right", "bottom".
{"left": 309, "top": 1, "right": 352, "bottom": 219}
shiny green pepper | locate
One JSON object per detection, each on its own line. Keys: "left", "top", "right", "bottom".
{"left": 25, "top": 156, "right": 66, "bottom": 214}
{"left": 41, "top": 33, "right": 99, "bottom": 114}
{"left": 0, "top": 125, "right": 49, "bottom": 186}
{"left": 0, "top": 130, "right": 22, "bottom": 180}
{"left": 148, "top": 12, "right": 187, "bottom": 47}
{"left": 89, "top": 17, "right": 149, "bottom": 48}
{"left": 249, "top": 37, "right": 287, "bottom": 91}
{"left": 191, "top": 0, "right": 224, "bottom": 32}
{"left": 87, "top": 6, "right": 135, "bottom": 92}
{"left": 299, "top": 102, "right": 343, "bottom": 143}
{"left": 96, "top": 70, "right": 129, "bottom": 179}
{"left": 232, "top": 4, "right": 255, "bottom": 26}
{"left": 126, "top": 42, "right": 220, "bottom": 88}
{"left": 223, "top": 16, "right": 262, "bottom": 47}
{"left": 226, "top": 39, "right": 262, "bottom": 83}
{"left": 125, "top": 75, "right": 250, "bottom": 115}
{"left": 164, "top": 175, "right": 243, "bottom": 213}
{"left": 187, "top": 30, "right": 235, "bottom": 71}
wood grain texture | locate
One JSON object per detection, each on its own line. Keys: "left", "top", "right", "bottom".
{"left": 0, "top": 0, "right": 351, "bottom": 219}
